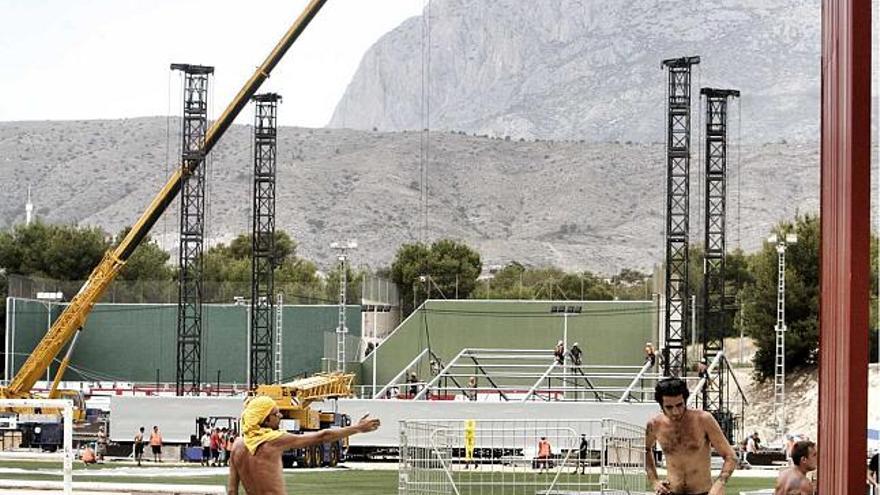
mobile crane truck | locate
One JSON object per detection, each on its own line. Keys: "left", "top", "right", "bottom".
{"left": 254, "top": 372, "right": 354, "bottom": 468}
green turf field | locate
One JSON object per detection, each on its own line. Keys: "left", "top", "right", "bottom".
{"left": 0, "top": 460, "right": 776, "bottom": 494}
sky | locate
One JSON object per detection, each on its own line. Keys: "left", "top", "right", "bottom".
{"left": 0, "top": 0, "right": 424, "bottom": 128}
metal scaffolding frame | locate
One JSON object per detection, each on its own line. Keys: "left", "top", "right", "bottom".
{"left": 688, "top": 351, "right": 748, "bottom": 443}
{"left": 249, "top": 93, "right": 281, "bottom": 388}
{"left": 661, "top": 56, "right": 700, "bottom": 378}
{"left": 171, "top": 63, "right": 213, "bottom": 396}
{"left": 699, "top": 87, "right": 739, "bottom": 434}
{"left": 380, "top": 349, "right": 674, "bottom": 403}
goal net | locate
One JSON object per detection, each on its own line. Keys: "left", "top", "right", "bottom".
{"left": 399, "top": 418, "right": 647, "bottom": 495}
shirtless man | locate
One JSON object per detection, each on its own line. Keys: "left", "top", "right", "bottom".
{"left": 774, "top": 440, "right": 816, "bottom": 495}
{"left": 227, "top": 396, "right": 379, "bottom": 495}
{"left": 645, "top": 378, "right": 737, "bottom": 495}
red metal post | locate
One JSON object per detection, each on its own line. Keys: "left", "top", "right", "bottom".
{"left": 819, "top": 0, "right": 871, "bottom": 492}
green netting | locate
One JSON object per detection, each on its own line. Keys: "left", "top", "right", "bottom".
{"left": 6, "top": 298, "right": 361, "bottom": 384}
{"left": 360, "top": 300, "right": 656, "bottom": 386}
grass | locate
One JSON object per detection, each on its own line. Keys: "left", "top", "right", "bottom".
{"left": 0, "top": 460, "right": 777, "bottom": 494}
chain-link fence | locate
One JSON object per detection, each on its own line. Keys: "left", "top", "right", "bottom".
{"left": 6, "top": 274, "right": 333, "bottom": 305}
{"left": 362, "top": 274, "right": 399, "bottom": 306}
{"left": 322, "top": 331, "right": 364, "bottom": 372}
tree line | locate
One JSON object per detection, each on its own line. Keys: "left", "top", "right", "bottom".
{"left": 1, "top": 214, "right": 877, "bottom": 379}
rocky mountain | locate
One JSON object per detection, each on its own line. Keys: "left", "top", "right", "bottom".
{"left": 328, "top": 0, "right": 821, "bottom": 143}
{"left": 0, "top": 118, "right": 819, "bottom": 273}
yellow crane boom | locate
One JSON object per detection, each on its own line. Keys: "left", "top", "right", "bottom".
{"left": 1, "top": 0, "right": 328, "bottom": 399}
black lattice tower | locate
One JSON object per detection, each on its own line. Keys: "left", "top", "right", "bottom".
{"left": 700, "top": 88, "right": 740, "bottom": 433}
{"left": 171, "top": 63, "right": 213, "bottom": 396}
{"left": 661, "top": 56, "right": 700, "bottom": 377}
{"left": 250, "top": 93, "right": 281, "bottom": 388}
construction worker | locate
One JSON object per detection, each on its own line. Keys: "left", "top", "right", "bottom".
{"left": 554, "top": 341, "right": 565, "bottom": 365}
{"left": 133, "top": 426, "right": 145, "bottom": 466}
{"left": 569, "top": 342, "right": 583, "bottom": 366}
{"left": 574, "top": 434, "right": 589, "bottom": 475}
{"left": 200, "top": 429, "right": 212, "bottom": 466}
{"left": 96, "top": 425, "right": 108, "bottom": 462}
{"left": 466, "top": 376, "right": 478, "bottom": 401}
{"left": 149, "top": 425, "right": 163, "bottom": 463}
{"left": 537, "top": 436, "right": 552, "bottom": 474}
{"left": 81, "top": 445, "right": 96, "bottom": 465}
{"left": 210, "top": 427, "right": 221, "bottom": 466}
{"left": 644, "top": 342, "right": 656, "bottom": 366}
{"left": 407, "top": 371, "right": 419, "bottom": 398}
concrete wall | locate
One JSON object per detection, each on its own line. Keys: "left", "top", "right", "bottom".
{"left": 108, "top": 394, "right": 656, "bottom": 446}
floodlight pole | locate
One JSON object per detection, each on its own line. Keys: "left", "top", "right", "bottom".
{"left": 770, "top": 233, "right": 796, "bottom": 439}
{"left": 331, "top": 241, "right": 357, "bottom": 372}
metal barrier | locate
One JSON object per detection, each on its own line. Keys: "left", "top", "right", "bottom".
{"left": 388, "top": 348, "right": 683, "bottom": 403}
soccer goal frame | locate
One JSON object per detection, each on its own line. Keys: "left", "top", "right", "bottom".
{"left": 399, "top": 418, "right": 647, "bottom": 495}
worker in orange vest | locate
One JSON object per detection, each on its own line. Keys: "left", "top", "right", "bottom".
{"left": 149, "top": 425, "right": 163, "bottom": 463}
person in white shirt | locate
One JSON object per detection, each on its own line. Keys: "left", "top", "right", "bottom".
{"left": 200, "top": 431, "right": 212, "bottom": 466}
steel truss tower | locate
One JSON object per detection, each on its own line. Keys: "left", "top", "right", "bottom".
{"left": 249, "top": 93, "right": 281, "bottom": 388}
{"left": 661, "top": 56, "right": 700, "bottom": 377}
{"left": 700, "top": 88, "right": 739, "bottom": 432}
{"left": 172, "top": 63, "right": 213, "bottom": 396}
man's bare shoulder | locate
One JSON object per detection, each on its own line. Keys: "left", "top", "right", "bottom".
{"left": 776, "top": 468, "right": 809, "bottom": 493}
{"left": 262, "top": 432, "right": 297, "bottom": 450}
{"left": 691, "top": 409, "right": 719, "bottom": 426}
{"left": 647, "top": 413, "right": 667, "bottom": 427}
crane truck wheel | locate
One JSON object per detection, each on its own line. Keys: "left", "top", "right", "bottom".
{"left": 329, "top": 443, "right": 339, "bottom": 467}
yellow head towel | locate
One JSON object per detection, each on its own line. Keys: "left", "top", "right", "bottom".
{"left": 242, "top": 396, "right": 285, "bottom": 454}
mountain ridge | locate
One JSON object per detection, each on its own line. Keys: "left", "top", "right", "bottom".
{"left": 328, "top": 0, "right": 820, "bottom": 143}
{"left": 0, "top": 117, "right": 819, "bottom": 273}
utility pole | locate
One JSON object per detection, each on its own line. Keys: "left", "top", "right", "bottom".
{"left": 331, "top": 241, "right": 357, "bottom": 372}
{"left": 769, "top": 232, "right": 797, "bottom": 439}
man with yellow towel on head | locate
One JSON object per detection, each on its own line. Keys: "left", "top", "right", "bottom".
{"left": 227, "top": 396, "right": 380, "bottom": 495}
